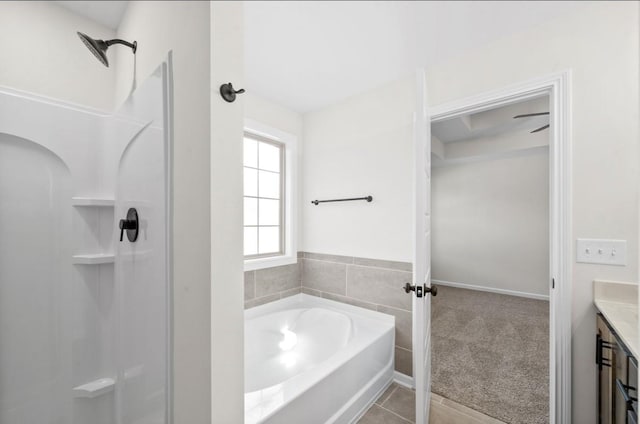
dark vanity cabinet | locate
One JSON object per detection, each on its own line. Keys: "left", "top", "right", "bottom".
{"left": 598, "top": 314, "right": 614, "bottom": 423}
{"left": 597, "top": 313, "right": 638, "bottom": 424}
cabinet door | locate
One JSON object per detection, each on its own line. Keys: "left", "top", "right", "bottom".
{"left": 598, "top": 315, "right": 615, "bottom": 424}
{"left": 615, "top": 341, "right": 630, "bottom": 424}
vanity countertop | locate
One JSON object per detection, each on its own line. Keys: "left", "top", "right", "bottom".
{"left": 593, "top": 280, "right": 639, "bottom": 359}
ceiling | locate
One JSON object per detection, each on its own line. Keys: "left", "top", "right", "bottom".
{"left": 56, "top": 1, "right": 128, "bottom": 30}
{"left": 431, "top": 96, "right": 550, "bottom": 167}
{"left": 432, "top": 96, "right": 550, "bottom": 144}
{"left": 246, "top": 1, "right": 588, "bottom": 113}
{"left": 54, "top": 1, "right": 589, "bottom": 113}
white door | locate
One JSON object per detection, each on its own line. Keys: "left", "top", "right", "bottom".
{"left": 413, "top": 68, "right": 432, "bottom": 424}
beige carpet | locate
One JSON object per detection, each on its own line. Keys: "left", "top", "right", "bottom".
{"left": 431, "top": 285, "right": 549, "bottom": 424}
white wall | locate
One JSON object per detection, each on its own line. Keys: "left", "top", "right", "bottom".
{"left": 301, "top": 4, "right": 638, "bottom": 421}
{"left": 210, "top": 2, "right": 245, "bottom": 423}
{"left": 425, "top": 3, "right": 639, "bottom": 423}
{"left": 0, "top": 1, "right": 115, "bottom": 110}
{"left": 432, "top": 150, "right": 549, "bottom": 297}
{"left": 245, "top": 93, "right": 303, "bottom": 138}
{"left": 115, "top": 2, "right": 215, "bottom": 422}
{"left": 301, "top": 77, "right": 415, "bottom": 261}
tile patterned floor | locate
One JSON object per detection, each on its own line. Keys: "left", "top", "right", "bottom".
{"left": 357, "top": 383, "right": 507, "bottom": 424}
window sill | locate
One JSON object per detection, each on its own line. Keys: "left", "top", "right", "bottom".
{"left": 244, "top": 254, "right": 298, "bottom": 271}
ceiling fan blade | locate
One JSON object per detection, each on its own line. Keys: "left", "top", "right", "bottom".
{"left": 513, "top": 112, "right": 550, "bottom": 119}
{"left": 530, "top": 124, "right": 550, "bottom": 133}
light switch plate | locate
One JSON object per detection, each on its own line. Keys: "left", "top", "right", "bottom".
{"left": 576, "top": 239, "right": 627, "bottom": 266}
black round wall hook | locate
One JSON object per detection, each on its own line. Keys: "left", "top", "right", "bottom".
{"left": 220, "top": 82, "right": 245, "bottom": 103}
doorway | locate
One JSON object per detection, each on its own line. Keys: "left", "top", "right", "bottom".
{"left": 423, "top": 72, "right": 572, "bottom": 424}
{"left": 431, "top": 95, "right": 550, "bottom": 424}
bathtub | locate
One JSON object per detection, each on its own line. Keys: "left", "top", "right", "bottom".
{"left": 245, "top": 294, "right": 395, "bottom": 424}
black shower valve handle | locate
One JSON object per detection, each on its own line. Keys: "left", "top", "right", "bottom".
{"left": 119, "top": 208, "right": 139, "bottom": 243}
{"left": 119, "top": 218, "right": 136, "bottom": 242}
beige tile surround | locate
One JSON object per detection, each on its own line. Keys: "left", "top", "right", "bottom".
{"left": 244, "top": 262, "right": 301, "bottom": 309}
{"left": 299, "top": 252, "right": 413, "bottom": 376}
{"left": 244, "top": 251, "right": 415, "bottom": 377}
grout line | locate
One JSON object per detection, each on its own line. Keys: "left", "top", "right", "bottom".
{"left": 318, "top": 290, "right": 383, "bottom": 311}
{"left": 248, "top": 293, "right": 280, "bottom": 302}
{"left": 437, "top": 396, "right": 507, "bottom": 424}
{"left": 430, "top": 392, "right": 444, "bottom": 405}
{"left": 348, "top": 263, "right": 413, "bottom": 273}
{"left": 252, "top": 270, "right": 256, "bottom": 300}
{"left": 376, "top": 385, "right": 398, "bottom": 406}
{"left": 376, "top": 404, "right": 414, "bottom": 423}
{"left": 439, "top": 404, "right": 488, "bottom": 424}
{"left": 344, "top": 266, "right": 349, "bottom": 297}
{"left": 302, "top": 252, "right": 355, "bottom": 264}
{"left": 300, "top": 251, "right": 414, "bottom": 270}
{"left": 303, "top": 287, "right": 409, "bottom": 314}
{"left": 301, "top": 254, "right": 412, "bottom": 273}
{"left": 301, "top": 257, "right": 353, "bottom": 266}
{"left": 377, "top": 303, "right": 412, "bottom": 314}
{"left": 300, "top": 257, "right": 412, "bottom": 311}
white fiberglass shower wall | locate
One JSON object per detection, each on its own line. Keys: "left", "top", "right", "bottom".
{"left": 0, "top": 58, "right": 172, "bottom": 424}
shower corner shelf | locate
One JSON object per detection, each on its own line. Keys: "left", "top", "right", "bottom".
{"left": 71, "top": 197, "right": 115, "bottom": 207}
{"left": 72, "top": 377, "right": 116, "bottom": 398}
{"left": 72, "top": 253, "right": 115, "bottom": 265}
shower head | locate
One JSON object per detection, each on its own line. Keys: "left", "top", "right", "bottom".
{"left": 77, "top": 32, "right": 109, "bottom": 66}
{"left": 77, "top": 32, "right": 137, "bottom": 68}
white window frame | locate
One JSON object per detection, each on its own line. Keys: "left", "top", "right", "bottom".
{"left": 243, "top": 119, "right": 297, "bottom": 271}
{"left": 243, "top": 133, "right": 285, "bottom": 259}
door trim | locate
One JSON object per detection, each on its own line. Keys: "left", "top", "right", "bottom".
{"left": 427, "top": 70, "right": 572, "bottom": 424}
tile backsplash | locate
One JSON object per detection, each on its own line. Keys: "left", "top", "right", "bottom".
{"left": 244, "top": 251, "right": 414, "bottom": 377}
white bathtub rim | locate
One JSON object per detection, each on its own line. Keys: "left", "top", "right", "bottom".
{"left": 245, "top": 294, "right": 395, "bottom": 423}
{"left": 245, "top": 293, "right": 394, "bottom": 325}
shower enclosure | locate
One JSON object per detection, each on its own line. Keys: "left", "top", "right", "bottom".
{"left": 0, "top": 57, "right": 173, "bottom": 424}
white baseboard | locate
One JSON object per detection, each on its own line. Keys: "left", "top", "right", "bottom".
{"left": 432, "top": 279, "right": 549, "bottom": 301}
{"left": 393, "top": 371, "right": 414, "bottom": 389}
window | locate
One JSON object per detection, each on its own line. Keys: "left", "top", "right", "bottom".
{"left": 243, "top": 120, "right": 297, "bottom": 271}
{"left": 243, "top": 133, "right": 285, "bottom": 258}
